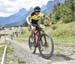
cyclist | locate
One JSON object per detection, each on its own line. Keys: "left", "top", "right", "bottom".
{"left": 26, "top": 6, "right": 51, "bottom": 46}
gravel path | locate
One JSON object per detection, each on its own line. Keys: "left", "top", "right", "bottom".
{"left": 8, "top": 39, "right": 51, "bottom": 64}
{"left": 7, "top": 39, "right": 75, "bottom": 64}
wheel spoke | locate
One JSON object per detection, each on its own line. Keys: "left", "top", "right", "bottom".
{"left": 39, "top": 34, "right": 54, "bottom": 59}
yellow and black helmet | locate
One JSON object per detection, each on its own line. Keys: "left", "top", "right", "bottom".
{"left": 34, "top": 6, "right": 41, "bottom": 12}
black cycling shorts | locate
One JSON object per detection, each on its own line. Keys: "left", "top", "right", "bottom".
{"left": 32, "top": 24, "right": 40, "bottom": 30}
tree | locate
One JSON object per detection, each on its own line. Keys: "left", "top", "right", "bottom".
{"left": 51, "top": 3, "right": 64, "bottom": 23}
{"left": 62, "top": 0, "right": 75, "bottom": 22}
{"left": 51, "top": 0, "right": 75, "bottom": 23}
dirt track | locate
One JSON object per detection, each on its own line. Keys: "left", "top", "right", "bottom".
{"left": 7, "top": 39, "right": 75, "bottom": 64}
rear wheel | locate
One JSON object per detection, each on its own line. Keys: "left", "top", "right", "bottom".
{"left": 29, "top": 35, "right": 36, "bottom": 54}
{"left": 38, "top": 34, "right": 54, "bottom": 59}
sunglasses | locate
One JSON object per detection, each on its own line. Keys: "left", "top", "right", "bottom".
{"left": 35, "top": 11, "right": 40, "bottom": 12}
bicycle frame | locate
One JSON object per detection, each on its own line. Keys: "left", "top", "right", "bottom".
{"left": 33, "top": 27, "right": 43, "bottom": 47}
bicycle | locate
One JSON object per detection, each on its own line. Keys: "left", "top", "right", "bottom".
{"left": 28, "top": 24, "right": 54, "bottom": 59}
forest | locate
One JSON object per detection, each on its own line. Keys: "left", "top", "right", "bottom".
{"left": 51, "top": 0, "right": 75, "bottom": 23}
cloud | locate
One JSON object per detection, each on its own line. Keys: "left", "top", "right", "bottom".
{"left": 0, "top": 0, "right": 53, "bottom": 17}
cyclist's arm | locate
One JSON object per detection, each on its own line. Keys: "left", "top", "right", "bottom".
{"left": 44, "top": 15, "right": 51, "bottom": 26}
{"left": 26, "top": 15, "right": 31, "bottom": 26}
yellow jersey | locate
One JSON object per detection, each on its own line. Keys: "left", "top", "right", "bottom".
{"left": 29, "top": 12, "right": 45, "bottom": 24}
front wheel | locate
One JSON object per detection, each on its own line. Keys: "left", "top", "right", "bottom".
{"left": 38, "top": 34, "right": 54, "bottom": 59}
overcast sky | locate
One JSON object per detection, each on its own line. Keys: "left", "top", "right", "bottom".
{"left": 0, "top": 0, "right": 54, "bottom": 17}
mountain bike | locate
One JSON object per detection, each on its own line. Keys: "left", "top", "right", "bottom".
{"left": 28, "top": 24, "right": 54, "bottom": 59}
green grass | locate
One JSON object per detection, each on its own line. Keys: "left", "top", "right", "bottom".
{"left": 0, "top": 46, "right": 4, "bottom": 56}
{"left": 52, "top": 22, "right": 75, "bottom": 41}
{"left": 5, "top": 46, "right": 21, "bottom": 64}
{"left": 15, "top": 27, "right": 30, "bottom": 41}
{"left": 50, "top": 21, "right": 75, "bottom": 46}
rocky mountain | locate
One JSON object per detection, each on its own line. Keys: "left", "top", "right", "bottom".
{"left": 0, "top": 0, "right": 65, "bottom": 26}
{"left": 0, "top": 8, "right": 27, "bottom": 26}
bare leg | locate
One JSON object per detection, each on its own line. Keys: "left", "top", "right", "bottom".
{"left": 31, "top": 26, "right": 36, "bottom": 36}
{"left": 31, "top": 26, "right": 40, "bottom": 47}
